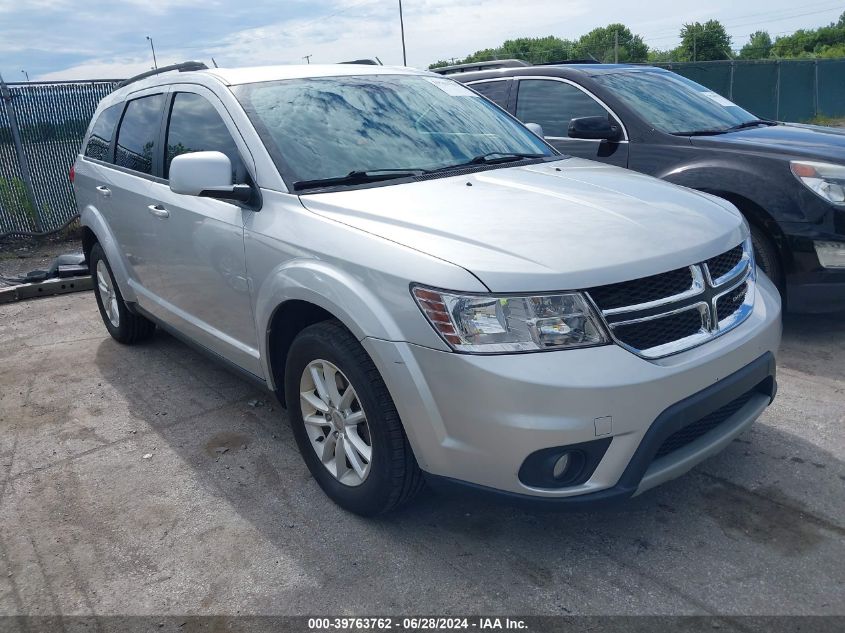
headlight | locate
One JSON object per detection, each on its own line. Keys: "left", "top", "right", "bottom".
{"left": 790, "top": 161, "right": 845, "bottom": 206}
{"left": 412, "top": 286, "right": 608, "bottom": 353}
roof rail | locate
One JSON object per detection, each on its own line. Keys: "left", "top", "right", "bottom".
{"left": 116, "top": 61, "right": 209, "bottom": 88}
{"left": 431, "top": 59, "right": 529, "bottom": 75}
{"left": 537, "top": 58, "right": 602, "bottom": 66}
{"left": 339, "top": 58, "right": 383, "bottom": 65}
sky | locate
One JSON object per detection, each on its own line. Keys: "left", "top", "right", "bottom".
{"left": 1, "top": 0, "right": 844, "bottom": 81}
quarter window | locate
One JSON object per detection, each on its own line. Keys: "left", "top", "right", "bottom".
{"left": 84, "top": 104, "right": 121, "bottom": 162}
{"left": 165, "top": 92, "right": 245, "bottom": 181}
{"left": 114, "top": 94, "right": 165, "bottom": 175}
{"left": 516, "top": 80, "right": 610, "bottom": 138}
{"left": 470, "top": 81, "right": 510, "bottom": 109}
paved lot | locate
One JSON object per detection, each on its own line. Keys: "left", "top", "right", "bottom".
{"left": 0, "top": 291, "right": 843, "bottom": 616}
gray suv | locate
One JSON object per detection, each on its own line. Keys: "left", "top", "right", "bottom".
{"left": 73, "top": 62, "right": 781, "bottom": 515}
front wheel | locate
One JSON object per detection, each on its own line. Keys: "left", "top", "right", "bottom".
{"left": 284, "top": 320, "right": 423, "bottom": 516}
{"left": 750, "top": 224, "right": 783, "bottom": 290}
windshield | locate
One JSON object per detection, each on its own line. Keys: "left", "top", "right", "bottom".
{"left": 233, "top": 74, "right": 554, "bottom": 189}
{"left": 591, "top": 70, "right": 759, "bottom": 135}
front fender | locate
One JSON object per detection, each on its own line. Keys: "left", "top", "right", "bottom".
{"left": 253, "top": 258, "right": 449, "bottom": 388}
{"left": 659, "top": 160, "right": 808, "bottom": 224}
{"left": 80, "top": 204, "right": 137, "bottom": 303}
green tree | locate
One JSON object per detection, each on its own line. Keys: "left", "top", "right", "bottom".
{"left": 647, "top": 49, "right": 674, "bottom": 63}
{"left": 771, "top": 12, "right": 845, "bottom": 58}
{"left": 428, "top": 36, "right": 576, "bottom": 69}
{"left": 739, "top": 30, "right": 772, "bottom": 59}
{"left": 677, "top": 20, "right": 732, "bottom": 61}
{"left": 573, "top": 24, "right": 648, "bottom": 62}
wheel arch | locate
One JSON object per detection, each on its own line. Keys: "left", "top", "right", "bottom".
{"left": 79, "top": 205, "right": 138, "bottom": 302}
{"left": 697, "top": 189, "right": 792, "bottom": 273}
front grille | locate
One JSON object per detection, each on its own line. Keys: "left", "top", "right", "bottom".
{"left": 613, "top": 308, "right": 703, "bottom": 351}
{"left": 705, "top": 245, "right": 743, "bottom": 280}
{"left": 588, "top": 266, "right": 693, "bottom": 311}
{"left": 716, "top": 282, "right": 748, "bottom": 321}
{"left": 586, "top": 241, "right": 753, "bottom": 359}
{"left": 653, "top": 390, "right": 755, "bottom": 460}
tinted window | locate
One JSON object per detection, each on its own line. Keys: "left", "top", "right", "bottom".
{"left": 516, "top": 80, "right": 609, "bottom": 137}
{"left": 591, "top": 70, "right": 756, "bottom": 135}
{"left": 84, "top": 104, "right": 121, "bottom": 162}
{"left": 165, "top": 92, "right": 245, "bottom": 180}
{"left": 115, "top": 94, "right": 164, "bottom": 175}
{"left": 233, "top": 75, "right": 552, "bottom": 188}
{"left": 471, "top": 81, "right": 510, "bottom": 109}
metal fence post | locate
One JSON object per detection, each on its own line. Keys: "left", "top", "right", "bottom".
{"left": 775, "top": 62, "right": 781, "bottom": 121}
{"left": 0, "top": 73, "right": 41, "bottom": 231}
{"left": 814, "top": 60, "right": 820, "bottom": 118}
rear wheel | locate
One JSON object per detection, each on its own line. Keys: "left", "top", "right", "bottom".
{"left": 90, "top": 243, "right": 156, "bottom": 344}
{"left": 284, "top": 320, "right": 423, "bottom": 515}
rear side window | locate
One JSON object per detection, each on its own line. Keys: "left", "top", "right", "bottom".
{"left": 115, "top": 94, "right": 165, "bottom": 175}
{"left": 516, "top": 80, "right": 609, "bottom": 137}
{"left": 164, "top": 92, "right": 245, "bottom": 180}
{"left": 84, "top": 104, "right": 121, "bottom": 162}
{"left": 470, "top": 81, "right": 510, "bottom": 109}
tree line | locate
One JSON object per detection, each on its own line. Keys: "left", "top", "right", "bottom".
{"left": 429, "top": 12, "right": 845, "bottom": 68}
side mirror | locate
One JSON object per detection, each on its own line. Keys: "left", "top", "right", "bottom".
{"left": 568, "top": 116, "right": 621, "bottom": 142}
{"left": 524, "top": 122, "right": 545, "bottom": 138}
{"left": 169, "top": 151, "right": 251, "bottom": 203}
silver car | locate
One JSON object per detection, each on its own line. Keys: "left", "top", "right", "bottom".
{"left": 73, "top": 62, "right": 781, "bottom": 515}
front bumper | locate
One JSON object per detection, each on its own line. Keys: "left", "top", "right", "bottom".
{"left": 362, "top": 274, "right": 782, "bottom": 502}
{"left": 781, "top": 222, "right": 845, "bottom": 313}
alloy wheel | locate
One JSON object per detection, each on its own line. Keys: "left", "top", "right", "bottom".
{"left": 299, "top": 359, "right": 373, "bottom": 486}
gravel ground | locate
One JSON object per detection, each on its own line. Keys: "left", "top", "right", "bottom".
{"left": 0, "top": 292, "right": 842, "bottom": 620}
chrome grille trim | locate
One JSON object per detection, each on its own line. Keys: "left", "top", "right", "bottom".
{"left": 587, "top": 238, "right": 756, "bottom": 359}
{"left": 601, "top": 266, "right": 704, "bottom": 316}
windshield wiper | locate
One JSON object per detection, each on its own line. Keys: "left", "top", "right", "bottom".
{"left": 672, "top": 119, "right": 778, "bottom": 137}
{"left": 424, "top": 152, "right": 547, "bottom": 173}
{"left": 724, "top": 119, "right": 778, "bottom": 131}
{"left": 293, "top": 169, "right": 424, "bottom": 191}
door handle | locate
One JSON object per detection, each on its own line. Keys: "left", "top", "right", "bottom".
{"left": 95, "top": 185, "right": 111, "bottom": 198}
{"left": 147, "top": 204, "right": 170, "bottom": 218}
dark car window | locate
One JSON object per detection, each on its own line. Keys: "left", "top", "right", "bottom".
{"left": 591, "top": 70, "right": 757, "bottom": 135}
{"left": 114, "top": 94, "right": 165, "bottom": 175}
{"left": 165, "top": 92, "right": 246, "bottom": 180}
{"left": 84, "top": 104, "right": 122, "bottom": 162}
{"left": 516, "top": 79, "right": 609, "bottom": 138}
{"left": 470, "top": 80, "right": 510, "bottom": 109}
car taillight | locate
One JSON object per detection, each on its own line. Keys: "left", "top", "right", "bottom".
{"left": 69, "top": 164, "right": 75, "bottom": 183}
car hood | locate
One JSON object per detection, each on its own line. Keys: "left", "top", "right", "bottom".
{"left": 299, "top": 158, "right": 746, "bottom": 292}
{"left": 690, "top": 122, "right": 845, "bottom": 162}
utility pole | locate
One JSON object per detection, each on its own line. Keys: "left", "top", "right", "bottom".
{"left": 146, "top": 36, "right": 158, "bottom": 69}
{"left": 398, "top": 0, "right": 407, "bottom": 66}
{"left": 614, "top": 30, "right": 618, "bottom": 64}
{"left": 303, "top": 54, "right": 312, "bottom": 64}
{"left": 21, "top": 70, "right": 29, "bottom": 82}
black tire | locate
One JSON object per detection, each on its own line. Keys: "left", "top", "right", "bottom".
{"left": 90, "top": 243, "right": 156, "bottom": 344}
{"left": 750, "top": 224, "right": 783, "bottom": 289}
{"left": 284, "top": 320, "right": 424, "bottom": 516}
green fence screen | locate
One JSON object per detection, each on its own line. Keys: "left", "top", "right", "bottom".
{"left": 657, "top": 59, "right": 845, "bottom": 122}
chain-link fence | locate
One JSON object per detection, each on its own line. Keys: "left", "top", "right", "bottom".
{"left": 654, "top": 58, "right": 845, "bottom": 122}
{"left": 0, "top": 78, "right": 119, "bottom": 237}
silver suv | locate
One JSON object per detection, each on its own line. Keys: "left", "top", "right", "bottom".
{"left": 73, "top": 62, "right": 781, "bottom": 515}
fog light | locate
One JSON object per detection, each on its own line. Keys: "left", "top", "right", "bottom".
{"left": 552, "top": 453, "right": 572, "bottom": 480}
{"left": 815, "top": 241, "right": 845, "bottom": 268}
